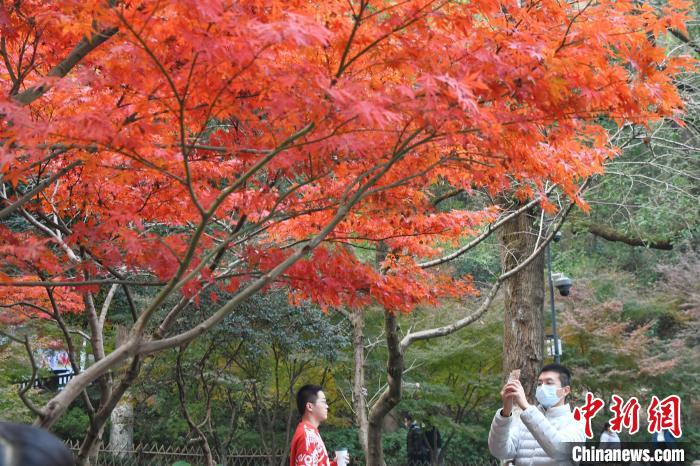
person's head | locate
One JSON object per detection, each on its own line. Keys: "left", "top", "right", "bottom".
{"left": 0, "top": 422, "right": 74, "bottom": 466}
{"left": 403, "top": 413, "right": 413, "bottom": 428}
{"left": 601, "top": 421, "right": 612, "bottom": 434}
{"left": 296, "top": 384, "right": 328, "bottom": 426}
{"left": 535, "top": 363, "right": 572, "bottom": 409}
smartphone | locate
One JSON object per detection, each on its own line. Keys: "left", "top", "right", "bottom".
{"left": 508, "top": 369, "right": 521, "bottom": 383}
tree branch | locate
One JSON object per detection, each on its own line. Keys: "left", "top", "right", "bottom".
{"left": 0, "top": 161, "right": 82, "bottom": 220}
{"left": 139, "top": 134, "right": 412, "bottom": 355}
{"left": 0, "top": 279, "right": 166, "bottom": 287}
{"left": 431, "top": 188, "right": 464, "bottom": 206}
{"left": 419, "top": 186, "right": 556, "bottom": 268}
{"left": 578, "top": 221, "right": 673, "bottom": 250}
{"left": 403, "top": 199, "right": 574, "bottom": 349}
{"left": 12, "top": 28, "right": 118, "bottom": 106}
{"left": 0, "top": 332, "right": 47, "bottom": 419}
{"left": 669, "top": 29, "right": 700, "bottom": 56}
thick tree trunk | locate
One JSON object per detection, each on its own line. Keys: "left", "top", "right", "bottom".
{"left": 109, "top": 326, "right": 134, "bottom": 458}
{"left": 76, "top": 325, "right": 142, "bottom": 466}
{"left": 498, "top": 207, "right": 545, "bottom": 400}
{"left": 73, "top": 355, "right": 140, "bottom": 466}
{"left": 366, "top": 310, "right": 403, "bottom": 466}
{"left": 109, "top": 400, "right": 134, "bottom": 456}
{"left": 79, "top": 425, "right": 105, "bottom": 466}
{"left": 350, "top": 308, "right": 369, "bottom": 456}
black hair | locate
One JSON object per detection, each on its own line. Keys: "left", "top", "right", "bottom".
{"left": 403, "top": 413, "right": 413, "bottom": 421}
{"left": 601, "top": 421, "right": 611, "bottom": 434}
{"left": 0, "top": 422, "right": 74, "bottom": 466}
{"left": 539, "top": 363, "right": 572, "bottom": 387}
{"left": 296, "top": 384, "right": 323, "bottom": 416}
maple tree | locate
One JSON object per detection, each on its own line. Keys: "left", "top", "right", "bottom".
{"left": 0, "top": 0, "right": 692, "bottom": 464}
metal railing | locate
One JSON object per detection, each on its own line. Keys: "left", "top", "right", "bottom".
{"left": 18, "top": 371, "right": 76, "bottom": 392}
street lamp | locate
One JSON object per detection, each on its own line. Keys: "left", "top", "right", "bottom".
{"left": 546, "top": 232, "right": 572, "bottom": 364}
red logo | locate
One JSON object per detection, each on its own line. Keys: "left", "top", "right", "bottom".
{"left": 572, "top": 393, "right": 683, "bottom": 439}
{"left": 609, "top": 395, "right": 640, "bottom": 435}
{"left": 573, "top": 392, "right": 605, "bottom": 439}
{"left": 647, "top": 395, "right": 682, "bottom": 438}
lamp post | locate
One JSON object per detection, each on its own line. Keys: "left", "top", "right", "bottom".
{"left": 546, "top": 242, "right": 560, "bottom": 363}
{"left": 546, "top": 232, "right": 572, "bottom": 364}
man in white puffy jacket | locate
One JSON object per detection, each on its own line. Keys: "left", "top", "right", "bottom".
{"left": 488, "top": 364, "right": 585, "bottom": 465}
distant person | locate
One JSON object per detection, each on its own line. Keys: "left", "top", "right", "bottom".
{"left": 651, "top": 428, "right": 676, "bottom": 444}
{"left": 0, "top": 422, "right": 74, "bottom": 466}
{"left": 289, "top": 384, "right": 345, "bottom": 466}
{"left": 599, "top": 422, "right": 620, "bottom": 446}
{"left": 488, "top": 363, "right": 585, "bottom": 465}
{"left": 404, "top": 414, "right": 429, "bottom": 466}
{"left": 651, "top": 428, "right": 680, "bottom": 465}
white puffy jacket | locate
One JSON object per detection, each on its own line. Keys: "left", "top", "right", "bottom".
{"left": 488, "top": 404, "right": 585, "bottom": 465}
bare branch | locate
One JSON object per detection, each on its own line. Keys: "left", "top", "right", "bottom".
{"left": 98, "top": 284, "right": 120, "bottom": 333}
{"left": 0, "top": 332, "right": 47, "bottom": 419}
{"left": 419, "top": 187, "right": 555, "bottom": 268}
{"left": 402, "top": 199, "right": 574, "bottom": 349}
{"left": 669, "top": 29, "right": 700, "bottom": 56}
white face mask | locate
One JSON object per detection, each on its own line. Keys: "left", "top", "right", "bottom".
{"left": 536, "top": 384, "right": 562, "bottom": 408}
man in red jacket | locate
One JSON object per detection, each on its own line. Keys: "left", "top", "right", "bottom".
{"left": 290, "top": 384, "right": 344, "bottom": 466}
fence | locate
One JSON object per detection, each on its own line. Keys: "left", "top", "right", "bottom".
{"left": 65, "top": 441, "right": 501, "bottom": 466}
{"left": 65, "top": 441, "right": 285, "bottom": 466}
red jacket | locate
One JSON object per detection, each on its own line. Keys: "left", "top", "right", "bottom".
{"left": 289, "top": 421, "right": 337, "bottom": 466}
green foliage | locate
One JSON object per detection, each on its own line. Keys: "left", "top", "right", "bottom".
{"left": 622, "top": 301, "right": 667, "bottom": 323}
{"left": 440, "top": 424, "right": 494, "bottom": 464}
{"left": 134, "top": 408, "right": 190, "bottom": 446}
{"left": 381, "top": 430, "right": 406, "bottom": 464}
{"left": 0, "top": 326, "right": 66, "bottom": 424}
{"left": 320, "top": 428, "right": 363, "bottom": 459}
{"left": 452, "top": 236, "right": 500, "bottom": 283}
{"left": 130, "top": 288, "right": 349, "bottom": 453}
{"left": 52, "top": 407, "right": 91, "bottom": 442}
{"left": 0, "top": 385, "right": 35, "bottom": 424}
{"left": 591, "top": 278, "right": 616, "bottom": 302}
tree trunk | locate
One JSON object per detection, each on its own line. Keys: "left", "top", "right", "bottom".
{"left": 498, "top": 207, "right": 545, "bottom": 400}
{"left": 78, "top": 425, "right": 105, "bottom": 466}
{"left": 109, "top": 400, "right": 134, "bottom": 456}
{"left": 109, "top": 326, "right": 134, "bottom": 458}
{"left": 76, "top": 293, "right": 112, "bottom": 466}
{"left": 366, "top": 310, "right": 403, "bottom": 466}
{"left": 350, "top": 308, "right": 369, "bottom": 456}
{"left": 76, "top": 326, "right": 142, "bottom": 466}
{"left": 73, "top": 354, "right": 141, "bottom": 465}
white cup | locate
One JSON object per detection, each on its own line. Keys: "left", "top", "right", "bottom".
{"left": 335, "top": 448, "right": 349, "bottom": 466}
